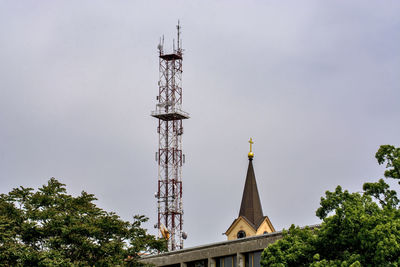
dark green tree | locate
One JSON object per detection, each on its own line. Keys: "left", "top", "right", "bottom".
{"left": 0, "top": 178, "right": 166, "bottom": 266}
{"left": 261, "top": 145, "right": 400, "bottom": 267}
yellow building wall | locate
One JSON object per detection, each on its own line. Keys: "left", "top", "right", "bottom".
{"left": 255, "top": 220, "right": 274, "bottom": 235}
{"left": 226, "top": 217, "right": 257, "bottom": 241}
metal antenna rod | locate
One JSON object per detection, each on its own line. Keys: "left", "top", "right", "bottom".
{"left": 177, "top": 20, "right": 181, "bottom": 50}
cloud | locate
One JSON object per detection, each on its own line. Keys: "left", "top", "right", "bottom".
{"left": 0, "top": 0, "right": 399, "bottom": 247}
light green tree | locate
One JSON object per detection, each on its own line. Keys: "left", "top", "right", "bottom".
{"left": 261, "top": 145, "right": 400, "bottom": 267}
{"left": 0, "top": 178, "right": 166, "bottom": 266}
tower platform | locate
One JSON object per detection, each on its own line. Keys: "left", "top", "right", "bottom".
{"left": 160, "top": 53, "right": 182, "bottom": 61}
{"left": 151, "top": 109, "right": 189, "bottom": 121}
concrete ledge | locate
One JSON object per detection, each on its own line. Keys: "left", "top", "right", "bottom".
{"left": 141, "top": 231, "right": 283, "bottom": 266}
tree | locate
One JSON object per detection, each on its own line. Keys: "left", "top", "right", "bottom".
{"left": 261, "top": 145, "right": 400, "bottom": 266}
{"left": 0, "top": 178, "right": 166, "bottom": 266}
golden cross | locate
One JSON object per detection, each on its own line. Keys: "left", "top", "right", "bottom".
{"left": 249, "top": 138, "right": 254, "bottom": 153}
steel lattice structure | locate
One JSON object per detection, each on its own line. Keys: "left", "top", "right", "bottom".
{"left": 151, "top": 22, "right": 189, "bottom": 251}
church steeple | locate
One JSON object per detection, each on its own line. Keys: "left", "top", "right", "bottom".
{"left": 225, "top": 138, "right": 275, "bottom": 240}
{"left": 239, "top": 138, "right": 264, "bottom": 226}
{"left": 239, "top": 152, "right": 264, "bottom": 226}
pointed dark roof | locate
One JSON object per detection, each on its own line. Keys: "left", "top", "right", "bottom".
{"left": 239, "top": 158, "right": 264, "bottom": 227}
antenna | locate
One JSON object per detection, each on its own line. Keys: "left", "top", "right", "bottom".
{"left": 177, "top": 20, "right": 181, "bottom": 51}
{"left": 151, "top": 23, "right": 189, "bottom": 251}
{"left": 157, "top": 37, "right": 163, "bottom": 54}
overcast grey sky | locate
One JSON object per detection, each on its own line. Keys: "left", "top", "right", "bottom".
{"left": 1, "top": 0, "right": 399, "bottom": 248}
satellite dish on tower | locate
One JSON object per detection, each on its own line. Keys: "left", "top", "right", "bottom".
{"left": 182, "top": 232, "right": 188, "bottom": 240}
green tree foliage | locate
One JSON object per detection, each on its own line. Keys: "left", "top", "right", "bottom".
{"left": 261, "top": 145, "right": 400, "bottom": 267}
{"left": 0, "top": 178, "right": 166, "bottom": 266}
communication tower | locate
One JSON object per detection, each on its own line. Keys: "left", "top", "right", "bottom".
{"left": 151, "top": 22, "right": 189, "bottom": 251}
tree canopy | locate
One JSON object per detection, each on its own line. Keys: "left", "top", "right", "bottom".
{"left": 261, "top": 145, "right": 400, "bottom": 267}
{"left": 0, "top": 178, "right": 166, "bottom": 266}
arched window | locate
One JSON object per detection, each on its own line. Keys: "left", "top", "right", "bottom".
{"left": 237, "top": 230, "right": 246, "bottom": 239}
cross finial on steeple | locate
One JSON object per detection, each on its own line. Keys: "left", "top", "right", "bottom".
{"left": 248, "top": 138, "right": 254, "bottom": 159}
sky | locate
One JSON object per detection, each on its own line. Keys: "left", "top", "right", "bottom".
{"left": 1, "top": 0, "right": 399, "bottom": 248}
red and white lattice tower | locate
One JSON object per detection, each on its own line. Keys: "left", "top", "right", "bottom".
{"left": 151, "top": 22, "right": 189, "bottom": 251}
